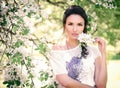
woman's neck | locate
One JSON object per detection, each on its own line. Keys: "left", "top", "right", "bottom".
{"left": 66, "top": 39, "right": 79, "bottom": 49}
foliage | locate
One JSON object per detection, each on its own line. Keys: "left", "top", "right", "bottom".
{"left": 112, "top": 52, "right": 120, "bottom": 60}
{"left": 74, "top": 0, "right": 120, "bottom": 46}
{"left": 0, "top": 0, "right": 56, "bottom": 88}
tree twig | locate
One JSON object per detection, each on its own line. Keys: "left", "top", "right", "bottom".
{"left": 45, "top": 0, "right": 69, "bottom": 9}
{"left": 0, "top": 27, "right": 16, "bottom": 35}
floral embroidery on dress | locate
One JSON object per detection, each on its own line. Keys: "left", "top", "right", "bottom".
{"left": 66, "top": 56, "right": 83, "bottom": 81}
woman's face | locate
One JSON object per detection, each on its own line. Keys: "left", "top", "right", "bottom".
{"left": 64, "top": 14, "right": 85, "bottom": 40}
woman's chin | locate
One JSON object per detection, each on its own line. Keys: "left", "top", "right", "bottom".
{"left": 71, "top": 37, "right": 78, "bottom": 40}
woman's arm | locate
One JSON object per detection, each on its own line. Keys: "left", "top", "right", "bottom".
{"left": 94, "top": 38, "right": 107, "bottom": 88}
{"left": 56, "top": 74, "right": 92, "bottom": 88}
{"left": 51, "top": 45, "right": 93, "bottom": 88}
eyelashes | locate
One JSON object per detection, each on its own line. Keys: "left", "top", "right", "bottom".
{"left": 68, "top": 23, "right": 73, "bottom": 25}
{"left": 68, "top": 22, "right": 83, "bottom": 26}
{"left": 78, "top": 23, "right": 83, "bottom": 26}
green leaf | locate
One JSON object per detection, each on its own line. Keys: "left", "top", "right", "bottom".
{"left": 13, "top": 71, "right": 17, "bottom": 76}
{"left": 23, "top": 9, "right": 26, "bottom": 12}
{"left": 6, "top": 52, "right": 12, "bottom": 57}
{"left": 14, "top": 79, "right": 21, "bottom": 86}
{"left": 45, "top": 72, "right": 49, "bottom": 81}
{"left": 35, "top": 42, "right": 47, "bottom": 53}
{"left": 3, "top": 81, "right": 8, "bottom": 84}
{"left": 10, "top": 7, "right": 17, "bottom": 12}
{"left": 27, "top": 12, "right": 32, "bottom": 18}
{"left": 75, "top": 0, "right": 81, "bottom": 5}
{"left": 13, "top": 24, "right": 19, "bottom": 32}
{"left": 54, "top": 81, "right": 58, "bottom": 87}
{"left": 48, "top": 85, "right": 54, "bottom": 88}
{"left": 95, "top": 4, "right": 101, "bottom": 8}
{"left": 12, "top": 52, "right": 23, "bottom": 64}
{"left": 9, "top": 80, "right": 14, "bottom": 85}
{"left": 88, "top": 16, "right": 92, "bottom": 21}
{"left": 39, "top": 71, "right": 49, "bottom": 81}
{"left": 41, "top": 85, "right": 47, "bottom": 88}
{"left": 0, "top": 5, "right": 2, "bottom": 12}
{"left": 14, "top": 40, "right": 24, "bottom": 48}
{"left": 14, "top": 16, "right": 20, "bottom": 19}
{"left": 22, "top": 28, "right": 30, "bottom": 35}
{"left": 26, "top": 56, "right": 32, "bottom": 66}
{"left": 87, "top": 27, "right": 91, "bottom": 31}
{"left": 7, "top": 85, "right": 10, "bottom": 87}
{"left": 28, "top": 73, "right": 34, "bottom": 78}
{"left": 17, "top": 18, "right": 24, "bottom": 24}
{"left": 1, "top": 16, "right": 7, "bottom": 26}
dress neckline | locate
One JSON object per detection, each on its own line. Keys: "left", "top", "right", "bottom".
{"left": 51, "top": 44, "right": 81, "bottom": 53}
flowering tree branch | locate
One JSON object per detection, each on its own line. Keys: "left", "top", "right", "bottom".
{"left": 45, "top": 0, "right": 69, "bottom": 8}
{"left": 0, "top": 27, "right": 16, "bottom": 35}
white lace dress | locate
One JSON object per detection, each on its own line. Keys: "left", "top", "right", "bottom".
{"left": 49, "top": 45, "right": 101, "bottom": 88}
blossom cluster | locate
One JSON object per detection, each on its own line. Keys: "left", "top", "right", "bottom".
{"left": 91, "top": 0, "right": 117, "bottom": 9}
{"left": 77, "top": 33, "right": 95, "bottom": 44}
{"left": 4, "top": 63, "right": 27, "bottom": 87}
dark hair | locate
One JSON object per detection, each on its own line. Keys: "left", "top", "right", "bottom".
{"left": 63, "top": 5, "right": 89, "bottom": 59}
{"left": 63, "top": 5, "right": 88, "bottom": 33}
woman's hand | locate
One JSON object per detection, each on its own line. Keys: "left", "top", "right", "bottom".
{"left": 95, "top": 38, "right": 106, "bottom": 55}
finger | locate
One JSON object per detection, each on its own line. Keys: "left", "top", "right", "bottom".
{"left": 94, "top": 37, "right": 101, "bottom": 43}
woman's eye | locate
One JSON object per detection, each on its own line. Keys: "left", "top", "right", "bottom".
{"left": 68, "top": 23, "right": 73, "bottom": 25}
{"left": 78, "top": 23, "right": 83, "bottom": 26}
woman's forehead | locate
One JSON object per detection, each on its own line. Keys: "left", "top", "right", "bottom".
{"left": 66, "top": 14, "right": 84, "bottom": 23}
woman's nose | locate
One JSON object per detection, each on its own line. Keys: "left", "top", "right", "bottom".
{"left": 73, "top": 26, "right": 77, "bottom": 31}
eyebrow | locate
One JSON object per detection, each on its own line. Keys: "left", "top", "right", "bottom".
{"left": 67, "top": 21, "right": 84, "bottom": 24}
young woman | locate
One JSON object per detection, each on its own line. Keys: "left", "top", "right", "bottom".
{"left": 50, "top": 5, "right": 107, "bottom": 88}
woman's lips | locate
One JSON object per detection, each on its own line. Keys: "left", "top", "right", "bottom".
{"left": 72, "top": 33, "right": 79, "bottom": 37}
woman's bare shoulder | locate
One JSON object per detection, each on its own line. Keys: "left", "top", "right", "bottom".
{"left": 52, "top": 44, "right": 67, "bottom": 51}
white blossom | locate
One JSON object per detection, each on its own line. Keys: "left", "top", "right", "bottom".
{"left": 91, "top": 0, "right": 96, "bottom": 3}
{"left": 91, "top": 22, "right": 97, "bottom": 31}
{"left": 77, "top": 33, "right": 95, "bottom": 44}
{"left": 107, "top": 0, "right": 114, "bottom": 2}
{"left": 4, "top": 64, "right": 27, "bottom": 87}
{"left": 1, "top": 7, "right": 9, "bottom": 15}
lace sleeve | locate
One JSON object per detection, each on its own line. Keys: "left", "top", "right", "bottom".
{"left": 49, "top": 51, "right": 68, "bottom": 75}
{"left": 92, "top": 46, "right": 101, "bottom": 59}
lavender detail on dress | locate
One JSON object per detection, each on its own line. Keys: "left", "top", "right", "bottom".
{"left": 66, "top": 56, "right": 83, "bottom": 81}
